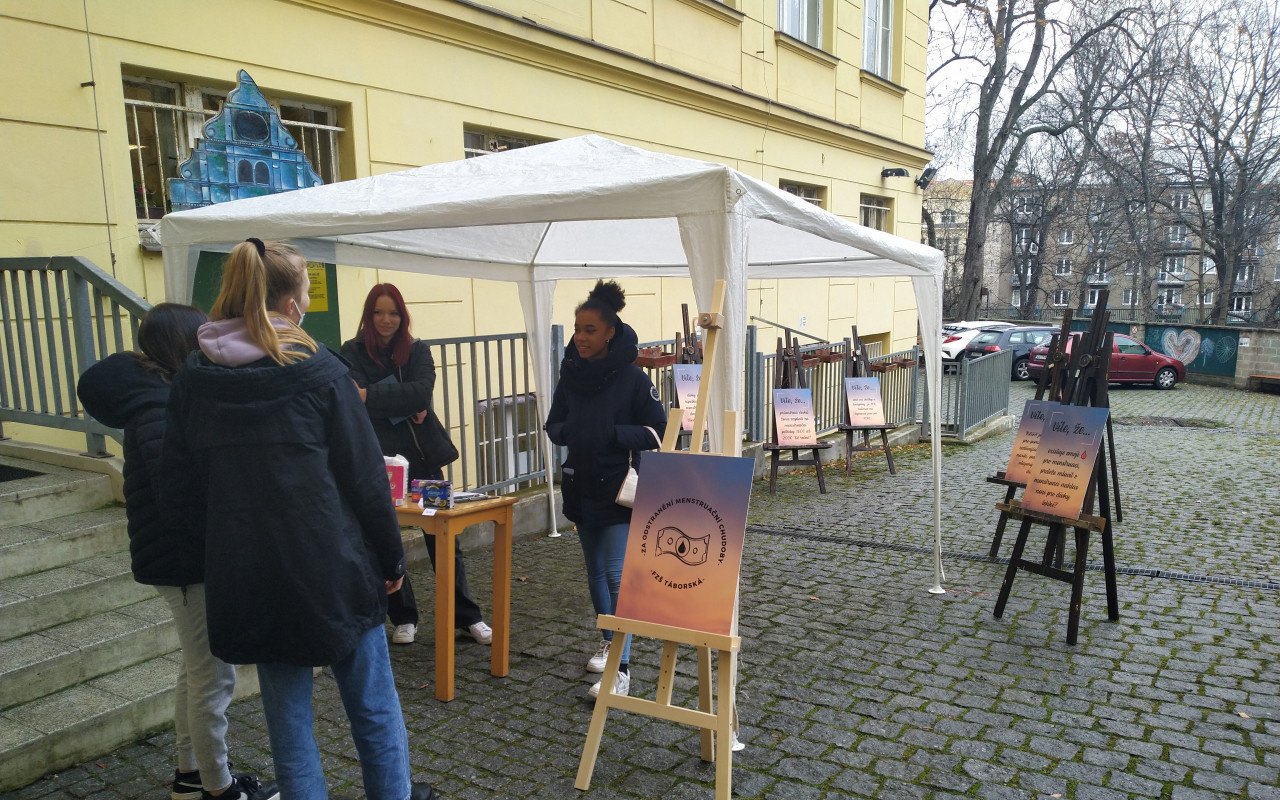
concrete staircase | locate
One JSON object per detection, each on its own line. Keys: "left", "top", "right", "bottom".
{"left": 0, "top": 451, "right": 255, "bottom": 791}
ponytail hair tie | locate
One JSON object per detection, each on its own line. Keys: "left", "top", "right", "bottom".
{"left": 245, "top": 237, "right": 266, "bottom": 257}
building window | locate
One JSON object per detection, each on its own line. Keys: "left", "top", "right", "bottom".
{"left": 463, "top": 128, "right": 548, "bottom": 158}
{"left": 1014, "top": 227, "right": 1039, "bottom": 247}
{"left": 1127, "top": 200, "right": 1145, "bottom": 214}
{"left": 1086, "top": 289, "right": 1100, "bottom": 307}
{"left": 862, "top": 0, "right": 893, "bottom": 77}
{"left": 860, "top": 195, "right": 891, "bottom": 232}
{"left": 940, "top": 209, "right": 956, "bottom": 226}
{"left": 1166, "top": 224, "right": 1188, "bottom": 243}
{"left": 1238, "top": 263, "right": 1256, "bottom": 282}
{"left": 1171, "top": 192, "right": 1190, "bottom": 210}
{"left": 1203, "top": 258, "right": 1216, "bottom": 274}
{"left": 124, "top": 75, "right": 342, "bottom": 219}
{"left": 1202, "top": 290, "right": 1214, "bottom": 305}
{"left": 1157, "top": 288, "right": 1183, "bottom": 305}
{"left": 1055, "top": 258, "right": 1072, "bottom": 276}
{"left": 1123, "top": 259, "right": 1138, "bottom": 275}
{"left": 1121, "top": 289, "right": 1135, "bottom": 306}
{"left": 1058, "top": 229, "right": 1073, "bottom": 245}
{"left": 1053, "top": 289, "right": 1070, "bottom": 306}
{"left": 1163, "top": 255, "right": 1186, "bottom": 274}
{"left": 1231, "top": 294, "right": 1252, "bottom": 312}
{"left": 780, "top": 180, "right": 825, "bottom": 207}
{"left": 779, "top": 0, "right": 823, "bottom": 48}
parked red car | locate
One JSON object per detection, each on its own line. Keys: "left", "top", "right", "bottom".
{"left": 1027, "top": 332, "right": 1187, "bottom": 389}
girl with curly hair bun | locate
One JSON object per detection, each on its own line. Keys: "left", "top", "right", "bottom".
{"left": 545, "top": 280, "right": 667, "bottom": 698}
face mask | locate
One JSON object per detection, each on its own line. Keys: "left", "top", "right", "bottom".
{"left": 292, "top": 299, "right": 306, "bottom": 327}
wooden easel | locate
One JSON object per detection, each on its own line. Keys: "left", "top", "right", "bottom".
{"left": 837, "top": 326, "right": 896, "bottom": 476}
{"left": 762, "top": 332, "right": 831, "bottom": 494}
{"left": 576, "top": 281, "right": 742, "bottom": 800}
{"left": 989, "top": 294, "right": 1122, "bottom": 643}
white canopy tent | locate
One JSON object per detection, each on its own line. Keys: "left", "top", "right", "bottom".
{"left": 160, "top": 134, "right": 948, "bottom": 591}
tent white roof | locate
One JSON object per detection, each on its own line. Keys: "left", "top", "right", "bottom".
{"left": 161, "top": 134, "right": 948, "bottom": 591}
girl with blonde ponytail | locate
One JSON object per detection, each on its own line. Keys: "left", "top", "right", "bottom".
{"left": 208, "top": 239, "right": 317, "bottom": 364}
{"left": 163, "top": 238, "right": 437, "bottom": 800}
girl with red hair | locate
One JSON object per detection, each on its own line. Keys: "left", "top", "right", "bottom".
{"left": 342, "top": 283, "right": 491, "bottom": 648}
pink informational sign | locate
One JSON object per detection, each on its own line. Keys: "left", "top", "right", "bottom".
{"left": 1023, "top": 405, "right": 1110, "bottom": 519}
{"left": 1003, "top": 400, "right": 1054, "bottom": 486}
{"left": 773, "top": 388, "right": 818, "bottom": 447}
{"left": 843, "top": 377, "right": 886, "bottom": 427}
{"left": 672, "top": 364, "right": 702, "bottom": 431}
{"left": 615, "top": 451, "right": 755, "bottom": 636}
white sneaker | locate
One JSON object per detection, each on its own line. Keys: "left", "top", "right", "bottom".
{"left": 391, "top": 623, "right": 416, "bottom": 644}
{"left": 589, "top": 670, "right": 630, "bottom": 698}
{"left": 467, "top": 621, "right": 492, "bottom": 645}
{"left": 586, "top": 641, "right": 610, "bottom": 673}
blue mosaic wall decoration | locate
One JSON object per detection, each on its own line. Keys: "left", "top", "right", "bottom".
{"left": 168, "top": 70, "right": 323, "bottom": 210}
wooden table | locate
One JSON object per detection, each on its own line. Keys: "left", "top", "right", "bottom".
{"left": 395, "top": 495, "right": 517, "bottom": 701}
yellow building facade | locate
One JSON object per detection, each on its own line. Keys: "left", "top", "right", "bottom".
{"left": 2, "top": 0, "right": 931, "bottom": 447}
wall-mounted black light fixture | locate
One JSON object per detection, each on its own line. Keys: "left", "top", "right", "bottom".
{"left": 881, "top": 167, "right": 910, "bottom": 178}
{"left": 915, "top": 166, "right": 938, "bottom": 191}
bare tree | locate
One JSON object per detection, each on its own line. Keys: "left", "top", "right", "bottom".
{"left": 1163, "top": 0, "right": 1280, "bottom": 324}
{"left": 928, "top": 0, "right": 1138, "bottom": 319}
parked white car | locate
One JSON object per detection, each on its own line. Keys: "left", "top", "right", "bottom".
{"left": 940, "top": 320, "right": 1016, "bottom": 361}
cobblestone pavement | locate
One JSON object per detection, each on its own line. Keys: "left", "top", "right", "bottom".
{"left": 6, "top": 383, "right": 1278, "bottom": 800}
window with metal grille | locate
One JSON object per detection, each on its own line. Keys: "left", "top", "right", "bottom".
{"left": 123, "top": 76, "right": 342, "bottom": 220}
{"left": 780, "top": 181, "right": 825, "bottom": 207}
{"left": 463, "top": 128, "right": 550, "bottom": 159}
{"left": 779, "top": 0, "right": 823, "bottom": 48}
{"left": 860, "top": 195, "right": 890, "bottom": 232}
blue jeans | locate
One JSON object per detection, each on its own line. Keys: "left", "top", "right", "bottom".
{"left": 256, "top": 625, "right": 410, "bottom": 800}
{"left": 578, "top": 522, "right": 631, "bottom": 664}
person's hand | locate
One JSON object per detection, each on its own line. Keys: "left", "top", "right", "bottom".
{"left": 411, "top": 410, "right": 428, "bottom": 425}
{"left": 385, "top": 576, "right": 404, "bottom": 594}
{"left": 353, "top": 380, "right": 367, "bottom": 403}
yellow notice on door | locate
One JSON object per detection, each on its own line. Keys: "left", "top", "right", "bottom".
{"left": 306, "top": 264, "right": 329, "bottom": 312}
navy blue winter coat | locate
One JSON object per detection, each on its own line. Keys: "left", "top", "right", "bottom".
{"left": 76, "top": 352, "right": 201, "bottom": 587}
{"left": 162, "top": 342, "right": 405, "bottom": 667}
{"left": 545, "top": 320, "right": 667, "bottom": 528}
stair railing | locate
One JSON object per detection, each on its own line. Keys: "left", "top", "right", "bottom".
{"left": 0, "top": 257, "right": 152, "bottom": 456}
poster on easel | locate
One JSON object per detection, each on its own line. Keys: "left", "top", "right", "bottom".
{"left": 673, "top": 364, "right": 702, "bottom": 431}
{"left": 773, "top": 389, "right": 818, "bottom": 447}
{"left": 1003, "top": 400, "right": 1056, "bottom": 485}
{"left": 843, "top": 377, "right": 886, "bottom": 427}
{"left": 1023, "top": 405, "right": 1110, "bottom": 519}
{"left": 615, "top": 451, "right": 755, "bottom": 636}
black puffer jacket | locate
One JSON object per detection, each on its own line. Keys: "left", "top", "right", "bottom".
{"left": 340, "top": 338, "right": 456, "bottom": 480}
{"left": 76, "top": 352, "right": 201, "bottom": 587}
{"left": 545, "top": 321, "right": 667, "bottom": 528}
{"left": 162, "top": 324, "right": 405, "bottom": 667}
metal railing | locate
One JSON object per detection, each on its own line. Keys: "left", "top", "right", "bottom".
{"left": 0, "top": 257, "right": 151, "bottom": 455}
{"left": 422, "top": 332, "right": 547, "bottom": 495}
{"left": 920, "top": 350, "right": 1012, "bottom": 442}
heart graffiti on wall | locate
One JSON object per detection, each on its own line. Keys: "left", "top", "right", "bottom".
{"left": 1162, "top": 328, "right": 1200, "bottom": 364}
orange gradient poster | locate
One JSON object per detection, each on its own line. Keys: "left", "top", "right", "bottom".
{"left": 614, "top": 451, "right": 755, "bottom": 636}
{"left": 1023, "top": 405, "right": 1110, "bottom": 519}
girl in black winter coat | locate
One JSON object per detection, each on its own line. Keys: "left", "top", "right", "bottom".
{"left": 78, "top": 303, "right": 274, "bottom": 800}
{"left": 162, "top": 240, "right": 435, "bottom": 800}
{"left": 545, "top": 280, "right": 666, "bottom": 699}
{"left": 341, "top": 283, "right": 491, "bottom": 648}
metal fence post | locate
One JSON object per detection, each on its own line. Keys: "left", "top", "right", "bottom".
{"left": 68, "top": 273, "right": 109, "bottom": 456}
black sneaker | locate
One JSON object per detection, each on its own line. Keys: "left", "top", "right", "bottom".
{"left": 201, "top": 774, "right": 279, "bottom": 800}
{"left": 171, "top": 770, "right": 203, "bottom": 800}
{"left": 410, "top": 783, "right": 438, "bottom": 800}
